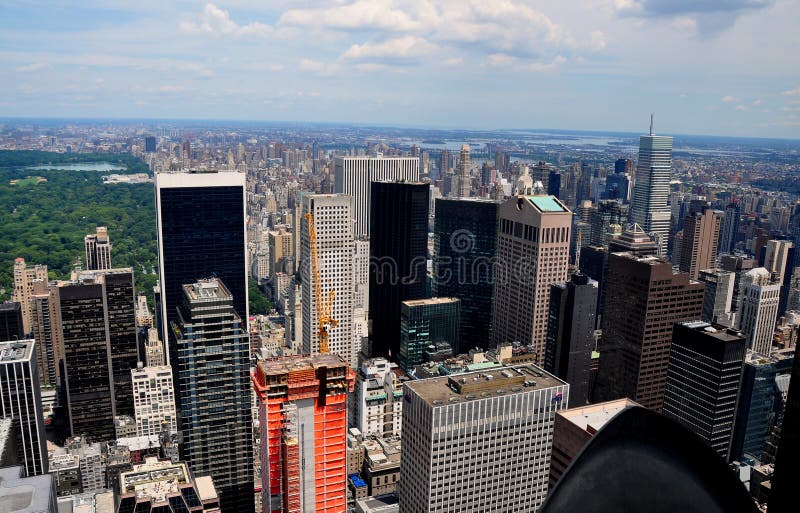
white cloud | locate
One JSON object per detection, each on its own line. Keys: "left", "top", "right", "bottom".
{"left": 735, "top": 105, "right": 747, "bottom": 111}
{"left": 518, "top": 55, "right": 567, "bottom": 72}
{"left": 298, "top": 58, "right": 338, "bottom": 76}
{"left": 16, "top": 62, "right": 50, "bottom": 72}
{"left": 752, "top": 99, "right": 762, "bottom": 105}
{"left": 589, "top": 31, "right": 607, "bottom": 51}
{"left": 671, "top": 17, "right": 698, "bottom": 31}
{"left": 341, "top": 36, "right": 435, "bottom": 61}
{"left": 444, "top": 57, "right": 463, "bottom": 67}
{"left": 721, "top": 95, "right": 739, "bottom": 103}
{"left": 486, "top": 53, "right": 517, "bottom": 68}
{"left": 280, "top": 0, "right": 420, "bottom": 32}
{"left": 782, "top": 86, "right": 800, "bottom": 97}
{"left": 179, "top": 3, "right": 272, "bottom": 37}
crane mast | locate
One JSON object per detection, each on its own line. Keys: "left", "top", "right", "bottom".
{"left": 304, "top": 212, "right": 337, "bottom": 354}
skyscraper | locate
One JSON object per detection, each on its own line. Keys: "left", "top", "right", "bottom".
{"left": 56, "top": 268, "right": 137, "bottom": 439}
{"left": 630, "top": 118, "right": 673, "bottom": 255}
{"left": 719, "top": 202, "right": 740, "bottom": 255}
{"left": 767, "top": 343, "right": 800, "bottom": 513}
{"left": 0, "top": 339, "right": 48, "bottom": 476}
{"left": 738, "top": 267, "right": 780, "bottom": 355}
{"left": 252, "top": 353, "right": 354, "bottom": 513}
{"left": 399, "top": 297, "right": 461, "bottom": 373}
{"left": 605, "top": 159, "right": 631, "bottom": 202}
{"left": 595, "top": 253, "right": 704, "bottom": 410}
{"left": 333, "top": 155, "right": 419, "bottom": 237}
{"left": 144, "top": 136, "right": 156, "bottom": 153}
{"left": 155, "top": 171, "right": 248, "bottom": 349}
{"left": 730, "top": 350, "right": 795, "bottom": 462}
{"left": 300, "top": 194, "right": 356, "bottom": 366}
{"left": 492, "top": 195, "right": 572, "bottom": 364}
{"left": 433, "top": 197, "right": 498, "bottom": 350}
{"left": 12, "top": 258, "right": 47, "bottom": 335}
{"left": 698, "top": 268, "right": 736, "bottom": 327}
{"left": 545, "top": 273, "right": 598, "bottom": 407}
{"left": 589, "top": 200, "right": 627, "bottom": 247}
{"left": 171, "top": 279, "right": 253, "bottom": 512}
{"left": 84, "top": 226, "right": 112, "bottom": 271}
{"left": 678, "top": 207, "right": 723, "bottom": 280}
{"left": 0, "top": 302, "right": 23, "bottom": 341}
{"left": 354, "top": 357, "right": 403, "bottom": 438}
{"left": 131, "top": 363, "right": 176, "bottom": 437}
{"left": 369, "top": 181, "right": 429, "bottom": 358}
{"left": 29, "top": 281, "right": 61, "bottom": 388}
{"left": 663, "top": 322, "right": 746, "bottom": 460}
{"left": 400, "top": 364, "right": 569, "bottom": 512}
{"left": 456, "top": 144, "right": 471, "bottom": 198}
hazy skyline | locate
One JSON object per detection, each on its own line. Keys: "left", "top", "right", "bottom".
{"left": 2, "top": 1, "right": 799, "bottom": 138}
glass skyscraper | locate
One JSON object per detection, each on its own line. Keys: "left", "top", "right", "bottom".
{"left": 630, "top": 119, "right": 673, "bottom": 255}
{"left": 155, "top": 171, "right": 248, "bottom": 347}
{"left": 171, "top": 279, "right": 253, "bottom": 512}
{"left": 399, "top": 297, "right": 461, "bottom": 373}
{"left": 433, "top": 198, "right": 498, "bottom": 351}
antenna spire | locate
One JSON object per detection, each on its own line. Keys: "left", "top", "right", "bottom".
{"left": 649, "top": 113, "right": 654, "bottom": 136}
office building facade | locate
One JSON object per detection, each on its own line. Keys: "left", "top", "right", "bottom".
{"left": 630, "top": 124, "right": 673, "bottom": 255}
{"left": 433, "top": 198, "right": 498, "bottom": 351}
{"left": 545, "top": 273, "right": 598, "bottom": 407}
{"left": 84, "top": 226, "right": 112, "bottom": 271}
{"left": 155, "top": 171, "right": 248, "bottom": 349}
{"left": 698, "top": 269, "right": 736, "bottom": 327}
{"left": 171, "top": 279, "right": 253, "bottom": 512}
{"left": 400, "top": 364, "right": 569, "bottom": 512}
{"left": 0, "top": 340, "right": 48, "bottom": 476}
{"left": 595, "top": 253, "right": 704, "bottom": 411}
{"left": 738, "top": 268, "right": 780, "bottom": 355}
{"left": 300, "top": 194, "right": 356, "bottom": 366}
{"left": 12, "top": 257, "right": 48, "bottom": 335}
{"left": 334, "top": 156, "right": 419, "bottom": 237}
{"left": 399, "top": 298, "right": 461, "bottom": 373}
{"left": 491, "top": 195, "right": 572, "bottom": 364}
{"left": 354, "top": 358, "right": 403, "bottom": 438}
{"left": 369, "top": 181, "right": 429, "bottom": 358}
{"left": 131, "top": 364, "right": 177, "bottom": 437}
{"left": 663, "top": 322, "right": 746, "bottom": 460}
{"left": 679, "top": 207, "right": 723, "bottom": 280}
{"left": 252, "top": 354, "right": 354, "bottom": 513}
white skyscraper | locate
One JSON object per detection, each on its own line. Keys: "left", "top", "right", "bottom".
{"left": 84, "top": 226, "right": 112, "bottom": 271}
{"left": 355, "top": 357, "right": 403, "bottom": 437}
{"left": 131, "top": 364, "right": 177, "bottom": 437}
{"left": 630, "top": 117, "right": 673, "bottom": 256}
{"left": 738, "top": 267, "right": 780, "bottom": 355}
{"left": 301, "top": 194, "right": 357, "bottom": 367}
{"left": 334, "top": 155, "right": 419, "bottom": 237}
{"left": 400, "top": 364, "right": 569, "bottom": 512}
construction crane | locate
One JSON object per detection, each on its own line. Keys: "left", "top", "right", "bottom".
{"left": 304, "top": 212, "right": 337, "bottom": 354}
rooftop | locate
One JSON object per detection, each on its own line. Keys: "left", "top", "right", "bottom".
{"left": 119, "top": 457, "right": 190, "bottom": 501}
{"left": 401, "top": 297, "right": 459, "bottom": 307}
{"left": 0, "top": 340, "right": 34, "bottom": 364}
{"left": 258, "top": 353, "right": 348, "bottom": 377}
{"left": 405, "top": 363, "right": 565, "bottom": 407}
{"left": 0, "top": 466, "right": 55, "bottom": 513}
{"left": 526, "top": 195, "right": 568, "bottom": 213}
{"left": 559, "top": 398, "right": 639, "bottom": 433}
{"left": 679, "top": 321, "right": 745, "bottom": 343}
{"left": 183, "top": 278, "right": 231, "bottom": 301}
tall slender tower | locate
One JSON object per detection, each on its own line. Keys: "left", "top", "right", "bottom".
{"left": 491, "top": 195, "right": 572, "bottom": 364}
{"left": 738, "top": 268, "right": 780, "bottom": 355}
{"left": 155, "top": 171, "right": 248, "bottom": 351}
{"left": 0, "top": 339, "right": 48, "bottom": 476}
{"left": 630, "top": 116, "right": 673, "bottom": 256}
{"left": 171, "top": 278, "right": 253, "bottom": 513}
{"left": 369, "top": 181, "right": 429, "bottom": 358}
{"left": 84, "top": 227, "right": 112, "bottom": 271}
{"left": 11, "top": 258, "right": 48, "bottom": 335}
{"left": 300, "top": 194, "right": 356, "bottom": 366}
{"left": 678, "top": 206, "right": 723, "bottom": 280}
{"left": 457, "top": 144, "right": 471, "bottom": 198}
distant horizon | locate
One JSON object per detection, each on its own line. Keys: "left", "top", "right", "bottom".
{"left": 3, "top": 115, "right": 799, "bottom": 143}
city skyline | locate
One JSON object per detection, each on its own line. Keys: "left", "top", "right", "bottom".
{"left": 1, "top": 1, "right": 799, "bottom": 139}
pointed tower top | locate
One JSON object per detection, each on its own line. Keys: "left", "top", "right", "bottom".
{"left": 649, "top": 113, "right": 654, "bottom": 136}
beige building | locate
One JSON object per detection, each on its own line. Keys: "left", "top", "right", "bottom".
{"left": 29, "top": 280, "right": 62, "bottom": 387}
{"left": 678, "top": 206, "right": 723, "bottom": 280}
{"left": 12, "top": 257, "right": 48, "bottom": 334}
{"left": 117, "top": 457, "right": 221, "bottom": 512}
{"left": 268, "top": 227, "right": 293, "bottom": 276}
{"left": 491, "top": 195, "right": 572, "bottom": 364}
{"left": 84, "top": 226, "right": 112, "bottom": 271}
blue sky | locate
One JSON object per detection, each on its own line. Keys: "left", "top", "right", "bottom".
{"left": 1, "top": 0, "right": 799, "bottom": 138}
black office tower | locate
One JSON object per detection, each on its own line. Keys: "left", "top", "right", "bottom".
{"left": 545, "top": 273, "right": 598, "bottom": 406}
{"left": 663, "top": 322, "right": 746, "bottom": 460}
{"left": 769, "top": 342, "right": 800, "bottom": 513}
{"left": 155, "top": 171, "right": 248, "bottom": 350}
{"left": 369, "top": 181, "right": 429, "bottom": 358}
{"left": 172, "top": 279, "right": 253, "bottom": 513}
{"left": 144, "top": 136, "right": 156, "bottom": 153}
{"left": 0, "top": 302, "right": 24, "bottom": 340}
{"left": 433, "top": 197, "right": 498, "bottom": 351}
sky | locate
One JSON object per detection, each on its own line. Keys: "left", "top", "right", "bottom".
{"left": 1, "top": 0, "right": 799, "bottom": 138}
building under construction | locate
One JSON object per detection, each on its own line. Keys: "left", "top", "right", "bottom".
{"left": 252, "top": 354, "right": 355, "bottom": 513}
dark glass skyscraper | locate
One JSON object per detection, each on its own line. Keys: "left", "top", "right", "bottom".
{"left": 0, "top": 302, "right": 24, "bottom": 341}
{"left": 433, "top": 198, "right": 498, "bottom": 350}
{"left": 399, "top": 297, "right": 461, "bottom": 373}
{"left": 663, "top": 322, "right": 746, "bottom": 460}
{"left": 545, "top": 273, "right": 598, "bottom": 406}
{"left": 171, "top": 279, "right": 253, "bottom": 513}
{"left": 155, "top": 171, "right": 248, "bottom": 348}
{"left": 369, "top": 181, "right": 429, "bottom": 358}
